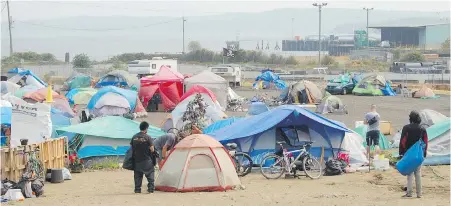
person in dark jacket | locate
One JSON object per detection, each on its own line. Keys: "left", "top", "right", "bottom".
{"left": 130, "top": 121, "right": 155, "bottom": 193}
{"left": 399, "top": 111, "right": 428, "bottom": 198}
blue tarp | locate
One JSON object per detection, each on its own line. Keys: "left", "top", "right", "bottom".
{"left": 50, "top": 108, "right": 75, "bottom": 139}
{"left": 203, "top": 117, "right": 244, "bottom": 134}
{"left": 7, "top": 68, "right": 25, "bottom": 74}
{"left": 87, "top": 86, "right": 137, "bottom": 111}
{"left": 381, "top": 81, "right": 397, "bottom": 96}
{"left": 253, "top": 71, "right": 287, "bottom": 90}
{"left": 14, "top": 69, "right": 47, "bottom": 87}
{"left": 247, "top": 102, "right": 270, "bottom": 116}
{"left": 1, "top": 105, "right": 12, "bottom": 125}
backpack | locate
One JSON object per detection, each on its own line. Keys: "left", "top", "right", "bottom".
{"left": 324, "top": 159, "right": 345, "bottom": 176}
{"left": 368, "top": 116, "right": 378, "bottom": 125}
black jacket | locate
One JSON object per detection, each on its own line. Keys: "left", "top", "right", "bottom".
{"left": 399, "top": 123, "right": 428, "bottom": 157}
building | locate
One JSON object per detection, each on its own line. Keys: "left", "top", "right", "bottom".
{"left": 369, "top": 20, "right": 450, "bottom": 50}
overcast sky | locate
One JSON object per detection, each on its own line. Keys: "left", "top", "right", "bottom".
{"left": 1, "top": 0, "right": 450, "bottom": 22}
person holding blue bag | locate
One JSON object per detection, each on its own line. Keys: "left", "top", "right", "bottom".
{"left": 398, "top": 111, "right": 428, "bottom": 198}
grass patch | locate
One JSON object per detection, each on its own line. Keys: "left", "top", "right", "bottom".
{"left": 87, "top": 156, "right": 121, "bottom": 170}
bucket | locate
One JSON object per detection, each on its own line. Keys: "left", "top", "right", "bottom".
{"left": 4, "top": 189, "right": 24, "bottom": 201}
{"left": 50, "top": 169, "right": 64, "bottom": 183}
{"left": 20, "top": 139, "right": 28, "bottom": 146}
{"left": 379, "top": 154, "right": 385, "bottom": 160}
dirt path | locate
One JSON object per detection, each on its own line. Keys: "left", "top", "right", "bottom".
{"left": 21, "top": 166, "right": 449, "bottom": 206}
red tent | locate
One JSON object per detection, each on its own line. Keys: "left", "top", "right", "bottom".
{"left": 180, "top": 85, "right": 217, "bottom": 103}
{"left": 139, "top": 66, "right": 184, "bottom": 111}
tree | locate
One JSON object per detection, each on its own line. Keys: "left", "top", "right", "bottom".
{"left": 181, "top": 94, "right": 208, "bottom": 135}
{"left": 72, "top": 53, "right": 92, "bottom": 68}
{"left": 40, "top": 53, "right": 57, "bottom": 62}
{"left": 188, "top": 41, "right": 202, "bottom": 52}
{"left": 441, "top": 38, "right": 450, "bottom": 52}
{"left": 286, "top": 56, "right": 298, "bottom": 65}
{"left": 401, "top": 51, "right": 424, "bottom": 62}
{"left": 321, "top": 55, "right": 335, "bottom": 66}
{"left": 392, "top": 48, "right": 401, "bottom": 61}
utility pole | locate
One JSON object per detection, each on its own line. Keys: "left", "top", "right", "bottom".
{"left": 313, "top": 3, "right": 327, "bottom": 67}
{"left": 182, "top": 17, "right": 186, "bottom": 54}
{"left": 7, "top": 0, "right": 13, "bottom": 56}
{"left": 363, "top": 7, "right": 374, "bottom": 49}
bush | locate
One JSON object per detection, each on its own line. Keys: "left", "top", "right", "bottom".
{"left": 73, "top": 53, "right": 92, "bottom": 68}
{"left": 321, "top": 55, "right": 335, "bottom": 66}
{"left": 400, "top": 51, "right": 424, "bottom": 62}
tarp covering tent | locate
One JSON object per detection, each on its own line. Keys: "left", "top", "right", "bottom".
{"left": 414, "top": 85, "right": 438, "bottom": 99}
{"left": 7, "top": 69, "right": 46, "bottom": 88}
{"left": 210, "top": 105, "right": 351, "bottom": 164}
{"left": 423, "top": 119, "right": 450, "bottom": 165}
{"left": 329, "top": 73, "right": 361, "bottom": 85}
{"left": 246, "top": 102, "right": 269, "bottom": 116}
{"left": 420, "top": 109, "right": 448, "bottom": 127}
{"left": 203, "top": 117, "right": 244, "bottom": 134}
{"left": 1, "top": 81, "right": 20, "bottom": 95}
{"left": 227, "top": 87, "right": 242, "bottom": 101}
{"left": 184, "top": 70, "right": 228, "bottom": 110}
{"left": 65, "top": 88, "right": 97, "bottom": 105}
{"left": 180, "top": 85, "right": 218, "bottom": 104}
{"left": 352, "top": 74, "right": 395, "bottom": 96}
{"left": 354, "top": 125, "right": 391, "bottom": 150}
{"left": 51, "top": 98, "right": 76, "bottom": 118}
{"left": 22, "top": 87, "right": 65, "bottom": 103}
{"left": 56, "top": 116, "right": 165, "bottom": 159}
{"left": 63, "top": 73, "right": 92, "bottom": 91}
{"left": 171, "top": 92, "right": 227, "bottom": 130}
{"left": 253, "top": 71, "right": 287, "bottom": 90}
{"left": 50, "top": 108, "right": 73, "bottom": 138}
{"left": 155, "top": 134, "right": 241, "bottom": 192}
{"left": 0, "top": 100, "right": 12, "bottom": 125}
{"left": 95, "top": 70, "right": 140, "bottom": 90}
{"left": 139, "top": 66, "right": 184, "bottom": 110}
{"left": 14, "top": 85, "right": 40, "bottom": 99}
{"left": 315, "top": 95, "right": 346, "bottom": 114}
{"left": 87, "top": 86, "right": 138, "bottom": 118}
{"left": 281, "top": 80, "right": 322, "bottom": 104}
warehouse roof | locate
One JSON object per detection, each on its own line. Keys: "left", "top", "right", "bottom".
{"left": 369, "top": 18, "right": 450, "bottom": 29}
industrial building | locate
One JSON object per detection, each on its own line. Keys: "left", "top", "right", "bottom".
{"left": 369, "top": 20, "right": 450, "bottom": 50}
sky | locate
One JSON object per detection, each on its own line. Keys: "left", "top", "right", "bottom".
{"left": 1, "top": 0, "right": 450, "bottom": 22}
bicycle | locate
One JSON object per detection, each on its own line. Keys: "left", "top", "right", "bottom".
{"left": 226, "top": 143, "right": 253, "bottom": 177}
{"left": 260, "top": 141, "right": 323, "bottom": 179}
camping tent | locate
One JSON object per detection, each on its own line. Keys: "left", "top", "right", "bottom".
{"left": 184, "top": 70, "right": 228, "bottom": 110}
{"left": 0, "top": 81, "right": 20, "bottom": 95}
{"left": 65, "top": 88, "right": 97, "bottom": 105}
{"left": 63, "top": 73, "right": 92, "bottom": 91}
{"left": 315, "top": 95, "right": 346, "bottom": 114}
{"left": 170, "top": 91, "right": 227, "bottom": 130}
{"left": 7, "top": 69, "right": 46, "bottom": 89}
{"left": 22, "top": 87, "right": 65, "bottom": 102}
{"left": 203, "top": 117, "right": 244, "bottom": 134}
{"left": 281, "top": 80, "right": 322, "bottom": 104}
{"left": 423, "top": 119, "right": 450, "bottom": 165}
{"left": 210, "top": 105, "right": 351, "bottom": 164}
{"left": 414, "top": 85, "right": 438, "bottom": 99}
{"left": 354, "top": 125, "right": 391, "bottom": 150}
{"left": 56, "top": 116, "right": 165, "bottom": 159}
{"left": 95, "top": 70, "right": 140, "bottom": 90}
{"left": 246, "top": 102, "right": 269, "bottom": 116}
{"left": 139, "top": 66, "right": 184, "bottom": 110}
{"left": 352, "top": 74, "right": 395, "bottom": 96}
{"left": 420, "top": 109, "right": 448, "bottom": 127}
{"left": 155, "top": 134, "right": 241, "bottom": 192}
{"left": 87, "top": 86, "right": 138, "bottom": 118}
{"left": 253, "top": 71, "right": 287, "bottom": 90}
{"left": 227, "top": 87, "right": 242, "bottom": 102}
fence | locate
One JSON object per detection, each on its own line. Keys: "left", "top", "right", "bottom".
{"left": 1, "top": 137, "right": 67, "bottom": 182}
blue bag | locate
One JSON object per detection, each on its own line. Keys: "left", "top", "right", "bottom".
{"left": 396, "top": 140, "right": 425, "bottom": 176}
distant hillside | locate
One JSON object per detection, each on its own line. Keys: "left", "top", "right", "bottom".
{"left": 1, "top": 8, "right": 449, "bottom": 60}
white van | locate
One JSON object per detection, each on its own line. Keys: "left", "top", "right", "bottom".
{"left": 208, "top": 64, "right": 242, "bottom": 87}
{"left": 128, "top": 57, "right": 178, "bottom": 78}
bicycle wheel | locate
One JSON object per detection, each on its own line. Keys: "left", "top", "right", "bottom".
{"left": 234, "top": 152, "right": 253, "bottom": 177}
{"left": 302, "top": 156, "right": 322, "bottom": 179}
{"left": 260, "top": 154, "right": 285, "bottom": 179}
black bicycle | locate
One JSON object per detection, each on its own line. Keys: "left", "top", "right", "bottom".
{"left": 226, "top": 143, "right": 253, "bottom": 177}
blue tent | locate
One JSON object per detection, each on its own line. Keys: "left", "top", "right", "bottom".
{"left": 210, "top": 105, "right": 351, "bottom": 163}
{"left": 247, "top": 102, "right": 270, "bottom": 116}
{"left": 253, "top": 71, "right": 287, "bottom": 90}
{"left": 50, "top": 107, "right": 76, "bottom": 139}
{"left": 203, "top": 117, "right": 244, "bottom": 134}
{"left": 87, "top": 86, "right": 137, "bottom": 111}
{"left": 1, "top": 100, "right": 12, "bottom": 125}
{"left": 8, "top": 69, "right": 47, "bottom": 87}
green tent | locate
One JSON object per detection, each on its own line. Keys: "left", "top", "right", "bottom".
{"left": 354, "top": 125, "right": 391, "bottom": 150}
{"left": 352, "top": 81, "right": 383, "bottom": 96}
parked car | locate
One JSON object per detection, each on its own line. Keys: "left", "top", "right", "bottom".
{"left": 325, "top": 81, "right": 355, "bottom": 95}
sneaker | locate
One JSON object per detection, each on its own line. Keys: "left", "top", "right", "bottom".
{"left": 402, "top": 194, "right": 412, "bottom": 198}
{"left": 147, "top": 190, "right": 154, "bottom": 194}
{"left": 134, "top": 190, "right": 141, "bottom": 194}
{"left": 417, "top": 195, "right": 422, "bottom": 198}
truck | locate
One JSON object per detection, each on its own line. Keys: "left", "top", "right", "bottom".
{"left": 127, "top": 57, "right": 178, "bottom": 78}
{"left": 208, "top": 64, "right": 242, "bottom": 87}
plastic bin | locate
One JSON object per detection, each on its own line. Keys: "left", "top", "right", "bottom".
{"left": 373, "top": 159, "right": 390, "bottom": 171}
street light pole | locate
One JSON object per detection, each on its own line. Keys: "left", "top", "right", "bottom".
{"left": 182, "top": 17, "right": 186, "bottom": 54}
{"left": 313, "top": 3, "right": 327, "bottom": 67}
{"left": 363, "top": 7, "right": 374, "bottom": 49}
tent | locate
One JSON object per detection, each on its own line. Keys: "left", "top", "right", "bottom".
{"left": 423, "top": 119, "right": 450, "bottom": 165}
{"left": 203, "top": 117, "right": 244, "bottom": 134}
{"left": 184, "top": 70, "right": 228, "bottom": 110}
{"left": 155, "top": 134, "right": 241, "bottom": 192}
{"left": 414, "top": 85, "right": 438, "bottom": 99}
{"left": 354, "top": 125, "right": 391, "bottom": 150}
{"left": 7, "top": 69, "right": 46, "bottom": 89}
{"left": 0, "top": 100, "right": 12, "bottom": 125}
{"left": 210, "top": 105, "right": 352, "bottom": 164}
{"left": 246, "top": 102, "right": 269, "bottom": 116}
{"left": 95, "top": 70, "right": 140, "bottom": 90}
{"left": 227, "top": 87, "right": 242, "bottom": 102}
{"left": 87, "top": 86, "right": 138, "bottom": 118}
{"left": 315, "top": 95, "right": 346, "bottom": 114}
{"left": 63, "top": 73, "right": 93, "bottom": 91}
{"left": 253, "top": 71, "right": 287, "bottom": 90}
{"left": 50, "top": 107, "right": 73, "bottom": 138}
{"left": 352, "top": 74, "right": 395, "bottom": 96}
{"left": 0, "top": 81, "right": 20, "bottom": 95}
{"left": 65, "top": 88, "right": 97, "bottom": 105}
{"left": 51, "top": 98, "right": 76, "bottom": 118}
{"left": 180, "top": 85, "right": 218, "bottom": 104}
{"left": 14, "top": 85, "right": 40, "bottom": 99}
{"left": 139, "top": 66, "right": 184, "bottom": 110}
{"left": 170, "top": 91, "right": 227, "bottom": 130}
{"left": 22, "top": 87, "right": 65, "bottom": 103}
{"left": 420, "top": 109, "right": 448, "bottom": 127}
{"left": 281, "top": 80, "right": 322, "bottom": 104}
{"left": 56, "top": 116, "right": 165, "bottom": 159}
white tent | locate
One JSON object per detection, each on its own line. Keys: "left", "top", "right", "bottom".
{"left": 184, "top": 71, "right": 228, "bottom": 110}
{"left": 341, "top": 132, "right": 368, "bottom": 166}
{"left": 227, "top": 87, "right": 243, "bottom": 101}
{"left": 91, "top": 93, "right": 131, "bottom": 117}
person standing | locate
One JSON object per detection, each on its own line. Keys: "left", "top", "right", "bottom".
{"left": 399, "top": 111, "right": 428, "bottom": 198}
{"left": 154, "top": 132, "right": 178, "bottom": 168}
{"left": 131, "top": 121, "right": 155, "bottom": 193}
{"left": 364, "top": 104, "right": 381, "bottom": 160}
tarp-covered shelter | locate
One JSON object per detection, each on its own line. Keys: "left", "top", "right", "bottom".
{"left": 63, "top": 73, "right": 93, "bottom": 91}
{"left": 56, "top": 116, "right": 165, "bottom": 159}
{"left": 354, "top": 125, "right": 391, "bottom": 150}
{"left": 87, "top": 86, "right": 138, "bottom": 118}
{"left": 420, "top": 109, "right": 448, "bottom": 127}
{"left": 184, "top": 70, "right": 228, "bottom": 110}
{"left": 13, "top": 85, "right": 40, "bottom": 99}
{"left": 352, "top": 74, "right": 395, "bottom": 96}
{"left": 139, "top": 66, "right": 184, "bottom": 111}
{"left": 246, "top": 102, "right": 270, "bottom": 116}
{"left": 203, "top": 117, "right": 244, "bottom": 134}
{"left": 7, "top": 69, "right": 46, "bottom": 89}
{"left": 315, "top": 95, "right": 346, "bottom": 114}
{"left": 1, "top": 81, "right": 20, "bottom": 95}
{"left": 65, "top": 88, "right": 97, "bottom": 105}
{"left": 253, "top": 71, "right": 287, "bottom": 90}
{"left": 210, "top": 105, "right": 351, "bottom": 164}
{"left": 95, "top": 70, "right": 140, "bottom": 90}
{"left": 281, "top": 80, "right": 322, "bottom": 104}
{"left": 22, "top": 87, "right": 64, "bottom": 102}
{"left": 155, "top": 134, "right": 241, "bottom": 192}
{"left": 413, "top": 85, "right": 438, "bottom": 99}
